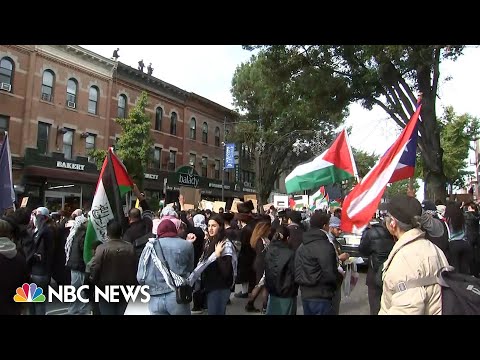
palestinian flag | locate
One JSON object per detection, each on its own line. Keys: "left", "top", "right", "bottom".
{"left": 309, "top": 186, "right": 325, "bottom": 210}
{"left": 285, "top": 129, "right": 358, "bottom": 194}
{"left": 83, "top": 148, "right": 134, "bottom": 264}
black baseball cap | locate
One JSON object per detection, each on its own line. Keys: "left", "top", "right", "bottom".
{"left": 379, "top": 195, "right": 422, "bottom": 224}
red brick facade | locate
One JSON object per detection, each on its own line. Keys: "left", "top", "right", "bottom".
{"left": 0, "top": 45, "right": 251, "bottom": 211}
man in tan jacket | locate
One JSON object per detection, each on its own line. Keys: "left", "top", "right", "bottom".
{"left": 378, "top": 195, "right": 449, "bottom": 315}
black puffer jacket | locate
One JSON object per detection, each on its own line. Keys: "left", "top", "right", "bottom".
{"left": 265, "top": 239, "right": 298, "bottom": 298}
{"left": 465, "top": 211, "right": 479, "bottom": 247}
{"left": 358, "top": 223, "right": 394, "bottom": 287}
{"left": 66, "top": 223, "right": 87, "bottom": 272}
{"left": 294, "top": 228, "right": 339, "bottom": 300}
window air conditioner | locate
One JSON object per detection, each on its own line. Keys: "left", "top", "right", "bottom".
{"left": 0, "top": 83, "right": 11, "bottom": 92}
{"left": 67, "top": 101, "right": 76, "bottom": 109}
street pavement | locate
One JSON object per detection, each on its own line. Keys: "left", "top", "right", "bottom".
{"left": 45, "top": 267, "right": 370, "bottom": 315}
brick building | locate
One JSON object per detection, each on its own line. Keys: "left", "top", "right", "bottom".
{"left": 0, "top": 45, "right": 256, "bottom": 213}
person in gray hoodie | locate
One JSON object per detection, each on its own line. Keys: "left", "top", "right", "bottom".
{"left": 0, "top": 219, "right": 29, "bottom": 315}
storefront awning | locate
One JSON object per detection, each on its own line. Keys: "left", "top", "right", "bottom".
{"left": 24, "top": 166, "right": 99, "bottom": 184}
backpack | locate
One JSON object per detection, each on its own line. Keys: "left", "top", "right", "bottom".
{"left": 389, "top": 241, "right": 480, "bottom": 315}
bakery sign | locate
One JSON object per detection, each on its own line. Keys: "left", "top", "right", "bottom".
{"left": 56, "top": 161, "right": 85, "bottom": 171}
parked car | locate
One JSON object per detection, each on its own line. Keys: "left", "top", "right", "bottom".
{"left": 336, "top": 234, "right": 369, "bottom": 265}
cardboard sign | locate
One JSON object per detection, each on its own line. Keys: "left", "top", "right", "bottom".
{"left": 213, "top": 201, "right": 226, "bottom": 213}
{"left": 180, "top": 187, "right": 201, "bottom": 207}
{"left": 183, "top": 204, "right": 195, "bottom": 211}
{"left": 244, "top": 194, "right": 257, "bottom": 203}
{"left": 230, "top": 199, "right": 242, "bottom": 213}
{"left": 20, "top": 197, "right": 29, "bottom": 208}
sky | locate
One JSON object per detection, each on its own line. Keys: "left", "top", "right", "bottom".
{"left": 82, "top": 45, "right": 480, "bottom": 199}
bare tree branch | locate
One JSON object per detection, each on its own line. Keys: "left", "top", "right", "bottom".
{"left": 372, "top": 99, "right": 407, "bottom": 129}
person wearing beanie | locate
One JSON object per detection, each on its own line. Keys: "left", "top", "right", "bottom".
{"left": 0, "top": 220, "right": 29, "bottom": 315}
{"left": 378, "top": 195, "right": 449, "bottom": 315}
{"left": 137, "top": 219, "right": 194, "bottom": 315}
{"left": 295, "top": 212, "right": 340, "bottom": 315}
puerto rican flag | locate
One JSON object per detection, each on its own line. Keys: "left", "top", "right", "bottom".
{"left": 341, "top": 104, "right": 422, "bottom": 234}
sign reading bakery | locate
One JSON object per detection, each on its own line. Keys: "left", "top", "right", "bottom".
{"left": 56, "top": 161, "right": 85, "bottom": 171}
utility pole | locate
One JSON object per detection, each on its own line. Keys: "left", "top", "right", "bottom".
{"left": 222, "top": 115, "right": 226, "bottom": 202}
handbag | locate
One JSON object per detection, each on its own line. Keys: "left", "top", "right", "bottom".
{"left": 157, "top": 241, "right": 193, "bottom": 305}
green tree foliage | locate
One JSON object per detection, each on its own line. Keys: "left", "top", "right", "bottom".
{"left": 88, "top": 91, "right": 153, "bottom": 189}
{"left": 385, "top": 179, "right": 420, "bottom": 199}
{"left": 243, "top": 45, "right": 465, "bottom": 202}
{"left": 230, "top": 48, "right": 351, "bottom": 206}
{"left": 416, "top": 106, "right": 479, "bottom": 193}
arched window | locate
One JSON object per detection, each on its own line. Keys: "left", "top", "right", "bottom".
{"left": 118, "top": 94, "right": 127, "bottom": 118}
{"left": 66, "top": 78, "right": 78, "bottom": 107}
{"left": 190, "top": 118, "right": 196, "bottom": 140}
{"left": 88, "top": 86, "right": 99, "bottom": 115}
{"left": 215, "top": 127, "right": 220, "bottom": 147}
{"left": 170, "top": 112, "right": 177, "bottom": 135}
{"left": 41, "top": 70, "right": 55, "bottom": 102}
{"left": 202, "top": 122, "right": 208, "bottom": 143}
{"left": 155, "top": 107, "right": 162, "bottom": 131}
{"left": 0, "top": 57, "right": 14, "bottom": 90}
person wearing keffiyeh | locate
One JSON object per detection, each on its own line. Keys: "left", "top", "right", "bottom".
{"left": 188, "top": 214, "right": 237, "bottom": 315}
{"left": 137, "top": 219, "right": 194, "bottom": 315}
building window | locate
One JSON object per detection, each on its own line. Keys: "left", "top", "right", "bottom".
{"left": 88, "top": 86, "right": 99, "bottom": 115}
{"left": 202, "top": 122, "right": 208, "bottom": 143}
{"left": 169, "top": 150, "right": 176, "bottom": 171}
{"left": 41, "top": 70, "right": 55, "bottom": 102}
{"left": 189, "top": 153, "right": 196, "bottom": 169}
{"left": 66, "top": 78, "right": 78, "bottom": 106}
{"left": 170, "top": 112, "right": 177, "bottom": 135}
{"left": 86, "top": 134, "right": 96, "bottom": 162}
{"left": 0, "top": 115, "right": 9, "bottom": 132}
{"left": 63, "top": 129, "right": 74, "bottom": 159}
{"left": 0, "top": 57, "right": 14, "bottom": 89}
{"left": 215, "top": 159, "right": 220, "bottom": 179}
{"left": 155, "top": 107, "right": 162, "bottom": 131}
{"left": 153, "top": 147, "right": 161, "bottom": 169}
{"left": 37, "top": 122, "right": 50, "bottom": 155}
{"left": 202, "top": 156, "right": 208, "bottom": 177}
{"left": 118, "top": 95, "right": 127, "bottom": 118}
{"left": 190, "top": 118, "right": 196, "bottom": 140}
{"left": 215, "top": 127, "right": 220, "bottom": 147}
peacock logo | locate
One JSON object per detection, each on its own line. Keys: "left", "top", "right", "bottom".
{"left": 14, "top": 283, "right": 46, "bottom": 302}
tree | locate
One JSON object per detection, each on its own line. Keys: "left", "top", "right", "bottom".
{"left": 416, "top": 106, "right": 479, "bottom": 195}
{"left": 229, "top": 49, "right": 351, "bottom": 208}
{"left": 385, "top": 179, "right": 420, "bottom": 199}
{"left": 88, "top": 91, "right": 153, "bottom": 189}
{"left": 243, "top": 45, "right": 466, "bottom": 202}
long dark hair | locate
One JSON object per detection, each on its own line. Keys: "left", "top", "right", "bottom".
{"left": 445, "top": 202, "right": 465, "bottom": 232}
{"left": 207, "top": 214, "right": 225, "bottom": 243}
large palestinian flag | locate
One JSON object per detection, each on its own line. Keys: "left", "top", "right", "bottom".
{"left": 83, "top": 148, "right": 134, "bottom": 263}
{"left": 285, "top": 129, "right": 357, "bottom": 194}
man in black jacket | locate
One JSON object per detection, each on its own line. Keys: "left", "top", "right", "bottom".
{"left": 286, "top": 210, "right": 304, "bottom": 251}
{"left": 358, "top": 220, "right": 394, "bottom": 315}
{"left": 465, "top": 202, "right": 480, "bottom": 277}
{"left": 295, "top": 212, "right": 340, "bottom": 315}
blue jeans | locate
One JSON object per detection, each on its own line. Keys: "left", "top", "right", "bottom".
{"left": 68, "top": 270, "right": 91, "bottom": 315}
{"left": 302, "top": 298, "right": 334, "bottom": 315}
{"left": 207, "top": 288, "right": 231, "bottom": 315}
{"left": 29, "top": 274, "right": 50, "bottom": 315}
{"left": 148, "top": 292, "right": 191, "bottom": 315}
